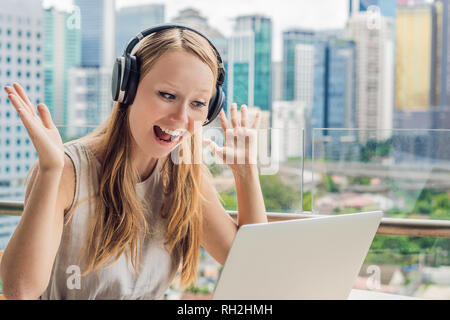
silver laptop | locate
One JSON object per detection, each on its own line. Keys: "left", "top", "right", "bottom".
{"left": 212, "top": 211, "right": 383, "bottom": 300}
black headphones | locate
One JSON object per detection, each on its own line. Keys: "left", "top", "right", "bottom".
{"left": 111, "top": 24, "right": 226, "bottom": 126}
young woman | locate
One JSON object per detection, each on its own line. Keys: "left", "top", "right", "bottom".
{"left": 0, "top": 26, "right": 267, "bottom": 299}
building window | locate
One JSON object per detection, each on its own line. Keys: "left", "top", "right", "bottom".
{"left": 16, "top": 152, "right": 21, "bottom": 159}
{"left": 6, "top": 139, "right": 10, "bottom": 145}
{"left": 6, "top": 111, "right": 10, "bottom": 118}
{"left": 6, "top": 166, "right": 10, "bottom": 173}
{"left": 7, "top": 28, "right": 11, "bottom": 36}
{"left": 36, "top": 59, "right": 41, "bottom": 65}
{"left": 18, "top": 30, "right": 22, "bottom": 37}
{"left": 6, "top": 126, "right": 10, "bottom": 132}
{"left": 17, "top": 43, "right": 22, "bottom": 51}
{"left": 17, "top": 57, "right": 22, "bottom": 64}
{"left": 36, "top": 45, "right": 41, "bottom": 52}
{"left": 36, "top": 72, "right": 40, "bottom": 78}
{"left": 16, "top": 125, "right": 21, "bottom": 132}
{"left": 16, "top": 165, "right": 20, "bottom": 172}
{"left": 6, "top": 42, "right": 11, "bottom": 49}
{"left": 16, "top": 138, "right": 21, "bottom": 145}
{"left": 26, "top": 44, "right": 31, "bottom": 52}
{"left": 36, "top": 85, "right": 40, "bottom": 92}
{"left": 6, "top": 152, "right": 10, "bottom": 159}
{"left": 26, "top": 58, "right": 30, "bottom": 64}
{"left": 36, "top": 32, "right": 41, "bottom": 39}
{"left": 17, "top": 71, "right": 22, "bottom": 78}
{"left": 26, "top": 30, "right": 31, "bottom": 38}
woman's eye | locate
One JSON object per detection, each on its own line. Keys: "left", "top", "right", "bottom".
{"left": 159, "top": 91, "right": 175, "bottom": 100}
{"left": 193, "top": 101, "right": 207, "bottom": 108}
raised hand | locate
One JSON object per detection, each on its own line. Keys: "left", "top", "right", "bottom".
{"left": 203, "top": 103, "right": 261, "bottom": 175}
{"left": 4, "top": 83, "right": 64, "bottom": 172}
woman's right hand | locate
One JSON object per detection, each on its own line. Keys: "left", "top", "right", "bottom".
{"left": 4, "top": 83, "right": 65, "bottom": 172}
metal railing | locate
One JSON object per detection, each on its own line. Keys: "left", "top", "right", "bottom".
{"left": 1, "top": 201, "right": 450, "bottom": 238}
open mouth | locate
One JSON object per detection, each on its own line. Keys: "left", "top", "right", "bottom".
{"left": 153, "top": 125, "right": 182, "bottom": 143}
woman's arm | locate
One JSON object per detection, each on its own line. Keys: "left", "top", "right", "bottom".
{"left": 201, "top": 103, "right": 267, "bottom": 265}
{"left": 233, "top": 165, "right": 267, "bottom": 226}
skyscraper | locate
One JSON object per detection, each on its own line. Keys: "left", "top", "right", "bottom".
{"left": 71, "top": 0, "right": 116, "bottom": 134}
{"left": 229, "top": 15, "right": 272, "bottom": 112}
{"left": 345, "top": 11, "right": 395, "bottom": 142}
{"left": 116, "top": 4, "right": 165, "bottom": 57}
{"left": 395, "top": 3, "right": 436, "bottom": 110}
{"left": 349, "top": 0, "right": 397, "bottom": 18}
{"left": 0, "top": 0, "right": 44, "bottom": 247}
{"left": 75, "top": 0, "right": 115, "bottom": 68}
{"left": 0, "top": 0, "right": 43, "bottom": 198}
{"left": 171, "top": 8, "right": 227, "bottom": 60}
{"left": 44, "top": 7, "right": 81, "bottom": 138}
{"left": 282, "top": 29, "right": 315, "bottom": 101}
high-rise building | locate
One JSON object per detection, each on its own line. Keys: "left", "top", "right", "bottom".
{"left": 75, "top": 0, "right": 115, "bottom": 68}
{"left": 44, "top": 7, "right": 81, "bottom": 138}
{"left": 271, "top": 61, "right": 282, "bottom": 102}
{"left": 349, "top": 0, "right": 397, "bottom": 17}
{"left": 294, "top": 43, "right": 315, "bottom": 112}
{"left": 66, "top": 67, "right": 112, "bottom": 139}
{"left": 229, "top": 15, "right": 272, "bottom": 112}
{"left": 0, "top": 0, "right": 43, "bottom": 200}
{"left": 345, "top": 12, "right": 395, "bottom": 142}
{"left": 282, "top": 29, "right": 315, "bottom": 101}
{"left": 0, "top": 0, "right": 44, "bottom": 248}
{"left": 395, "top": 3, "right": 436, "bottom": 110}
{"left": 436, "top": 0, "right": 450, "bottom": 108}
{"left": 327, "top": 39, "right": 357, "bottom": 129}
{"left": 71, "top": 0, "right": 116, "bottom": 134}
{"left": 116, "top": 4, "right": 165, "bottom": 57}
{"left": 271, "top": 101, "right": 306, "bottom": 162}
{"left": 171, "top": 8, "right": 227, "bottom": 60}
{"left": 310, "top": 37, "right": 356, "bottom": 132}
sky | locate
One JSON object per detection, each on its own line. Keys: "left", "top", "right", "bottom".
{"left": 42, "top": 0, "right": 349, "bottom": 61}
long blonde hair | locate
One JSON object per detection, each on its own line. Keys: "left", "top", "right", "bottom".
{"left": 26, "top": 28, "right": 221, "bottom": 289}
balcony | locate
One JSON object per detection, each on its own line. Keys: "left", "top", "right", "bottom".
{"left": 0, "top": 127, "right": 450, "bottom": 299}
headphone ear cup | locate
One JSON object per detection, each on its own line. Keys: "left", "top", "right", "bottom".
{"left": 205, "top": 85, "right": 225, "bottom": 126}
{"left": 111, "top": 58, "right": 122, "bottom": 101}
{"left": 123, "top": 55, "right": 140, "bottom": 105}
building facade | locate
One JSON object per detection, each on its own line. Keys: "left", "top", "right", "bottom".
{"left": 116, "top": 4, "right": 165, "bottom": 57}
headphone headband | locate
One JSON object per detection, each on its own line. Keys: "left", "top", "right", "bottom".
{"left": 123, "top": 24, "right": 225, "bottom": 86}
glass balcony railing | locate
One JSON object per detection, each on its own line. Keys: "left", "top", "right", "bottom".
{"left": 0, "top": 126, "right": 450, "bottom": 299}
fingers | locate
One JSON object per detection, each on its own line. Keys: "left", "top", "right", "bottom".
{"left": 13, "top": 83, "right": 34, "bottom": 110}
{"left": 37, "top": 103, "right": 56, "bottom": 129}
{"left": 203, "top": 138, "right": 225, "bottom": 162}
{"left": 4, "top": 84, "right": 36, "bottom": 117}
{"left": 251, "top": 110, "right": 261, "bottom": 129}
{"left": 241, "top": 104, "right": 248, "bottom": 127}
{"left": 230, "top": 103, "right": 239, "bottom": 128}
{"left": 218, "top": 109, "right": 229, "bottom": 132}
{"left": 6, "top": 93, "right": 37, "bottom": 133}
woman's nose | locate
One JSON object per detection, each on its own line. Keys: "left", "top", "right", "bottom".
{"left": 169, "top": 101, "right": 189, "bottom": 124}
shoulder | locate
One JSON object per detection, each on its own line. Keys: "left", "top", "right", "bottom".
{"left": 61, "top": 152, "right": 76, "bottom": 213}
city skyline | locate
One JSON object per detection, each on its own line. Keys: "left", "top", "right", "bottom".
{"left": 42, "top": 0, "right": 349, "bottom": 62}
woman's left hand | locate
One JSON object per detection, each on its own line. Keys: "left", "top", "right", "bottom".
{"left": 203, "top": 103, "right": 261, "bottom": 176}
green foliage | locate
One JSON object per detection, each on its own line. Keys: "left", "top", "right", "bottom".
{"left": 259, "top": 175, "right": 302, "bottom": 212}
{"left": 323, "top": 174, "right": 339, "bottom": 193}
{"left": 359, "top": 137, "right": 392, "bottom": 162}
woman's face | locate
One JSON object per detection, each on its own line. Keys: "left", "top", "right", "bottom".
{"left": 128, "top": 49, "right": 215, "bottom": 159}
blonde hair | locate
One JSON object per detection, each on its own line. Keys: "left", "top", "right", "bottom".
{"left": 25, "top": 28, "right": 221, "bottom": 289}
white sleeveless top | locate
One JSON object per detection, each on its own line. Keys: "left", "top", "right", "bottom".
{"left": 39, "top": 140, "right": 181, "bottom": 300}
